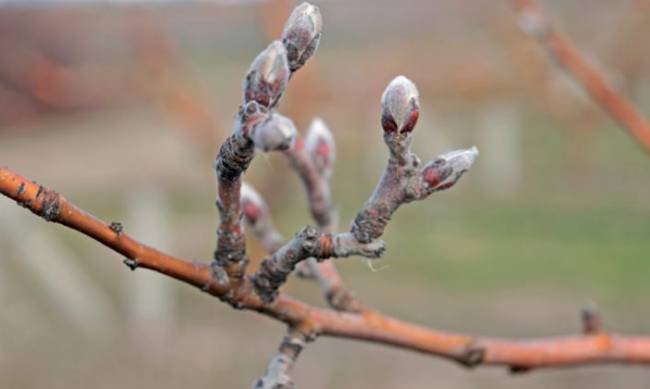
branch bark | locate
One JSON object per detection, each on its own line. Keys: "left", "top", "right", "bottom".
{"left": 254, "top": 330, "right": 308, "bottom": 389}
{"left": 3, "top": 166, "right": 650, "bottom": 372}
{"left": 253, "top": 228, "right": 384, "bottom": 303}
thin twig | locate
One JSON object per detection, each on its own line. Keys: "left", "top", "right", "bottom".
{"left": 284, "top": 121, "right": 362, "bottom": 312}
{"left": 510, "top": 0, "right": 650, "bottom": 153}
{"left": 351, "top": 76, "right": 478, "bottom": 243}
{"left": 253, "top": 329, "right": 308, "bottom": 389}
{"left": 252, "top": 228, "right": 384, "bottom": 303}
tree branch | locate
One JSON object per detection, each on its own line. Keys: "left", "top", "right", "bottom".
{"left": 253, "top": 228, "right": 384, "bottom": 303}
{"left": 3, "top": 166, "right": 650, "bottom": 376}
{"left": 213, "top": 2, "right": 323, "bottom": 291}
{"left": 254, "top": 329, "right": 308, "bottom": 389}
{"left": 351, "top": 76, "right": 478, "bottom": 243}
{"left": 510, "top": 0, "right": 650, "bottom": 153}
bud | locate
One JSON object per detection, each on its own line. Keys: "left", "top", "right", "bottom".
{"left": 240, "top": 182, "right": 266, "bottom": 224}
{"left": 381, "top": 75, "right": 420, "bottom": 134}
{"left": 517, "top": 9, "right": 548, "bottom": 38}
{"left": 281, "top": 2, "right": 322, "bottom": 72}
{"left": 244, "top": 40, "right": 290, "bottom": 108}
{"left": 581, "top": 303, "right": 601, "bottom": 334}
{"left": 422, "top": 146, "right": 479, "bottom": 190}
{"left": 304, "top": 117, "right": 336, "bottom": 178}
{"left": 252, "top": 113, "right": 297, "bottom": 151}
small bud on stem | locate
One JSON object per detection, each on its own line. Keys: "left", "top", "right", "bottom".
{"left": 422, "top": 147, "right": 479, "bottom": 191}
{"left": 381, "top": 75, "right": 420, "bottom": 134}
{"left": 581, "top": 304, "right": 602, "bottom": 335}
{"left": 244, "top": 41, "right": 290, "bottom": 109}
{"left": 252, "top": 113, "right": 297, "bottom": 152}
{"left": 304, "top": 117, "right": 336, "bottom": 178}
{"left": 282, "top": 2, "right": 322, "bottom": 72}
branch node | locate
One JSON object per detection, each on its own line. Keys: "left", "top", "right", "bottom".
{"left": 209, "top": 261, "right": 231, "bottom": 287}
{"left": 109, "top": 222, "right": 123, "bottom": 235}
{"left": 455, "top": 345, "right": 485, "bottom": 368}
{"left": 123, "top": 258, "right": 138, "bottom": 271}
{"left": 509, "top": 365, "right": 532, "bottom": 374}
{"left": 16, "top": 182, "right": 25, "bottom": 196}
{"left": 326, "top": 288, "right": 363, "bottom": 313}
{"left": 40, "top": 190, "right": 61, "bottom": 222}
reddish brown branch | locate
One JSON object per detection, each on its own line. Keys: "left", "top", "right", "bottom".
{"left": 3, "top": 166, "right": 650, "bottom": 372}
{"left": 511, "top": 0, "right": 650, "bottom": 153}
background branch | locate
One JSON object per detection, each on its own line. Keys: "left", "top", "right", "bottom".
{"left": 254, "top": 330, "right": 307, "bottom": 389}
{"left": 284, "top": 119, "right": 362, "bottom": 312}
{"left": 510, "top": 0, "right": 650, "bottom": 153}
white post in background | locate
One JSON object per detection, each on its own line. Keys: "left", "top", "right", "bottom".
{"left": 0, "top": 201, "right": 116, "bottom": 336}
{"left": 125, "top": 187, "right": 176, "bottom": 351}
{"left": 476, "top": 102, "right": 522, "bottom": 198}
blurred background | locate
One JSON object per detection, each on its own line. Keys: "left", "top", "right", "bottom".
{"left": 1, "top": 0, "right": 649, "bottom": 387}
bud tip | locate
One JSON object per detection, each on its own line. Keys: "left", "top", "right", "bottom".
{"left": 305, "top": 117, "right": 336, "bottom": 177}
{"left": 244, "top": 40, "right": 290, "bottom": 108}
{"left": 282, "top": 2, "right": 322, "bottom": 72}
{"left": 381, "top": 75, "right": 420, "bottom": 134}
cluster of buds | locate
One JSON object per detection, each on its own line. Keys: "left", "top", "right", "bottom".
{"left": 304, "top": 117, "right": 336, "bottom": 178}
{"left": 238, "top": 3, "right": 322, "bottom": 154}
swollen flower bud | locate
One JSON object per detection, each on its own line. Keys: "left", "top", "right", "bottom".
{"left": 422, "top": 146, "right": 479, "bottom": 190}
{"left": 244, "top": 40, "right": 290, "bottom": 108}
{"left": 380, "top": 75, "right": 420, "bottom": 134}
{"left": 252, "top": 113, "right": 297, "bottom": 152}
{"left": 304, "top": 117, "right": 336, "bottom": 178}
{"left": 281, "top": 2, "right": 322, "bottom": 72}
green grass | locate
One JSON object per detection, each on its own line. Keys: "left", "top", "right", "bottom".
{"left": 371, "top": 198, "right": 650, "bottom": 296}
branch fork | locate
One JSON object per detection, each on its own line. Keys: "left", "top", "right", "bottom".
{"left": 253, "top": 227, "right": 384, "bottom": 303}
